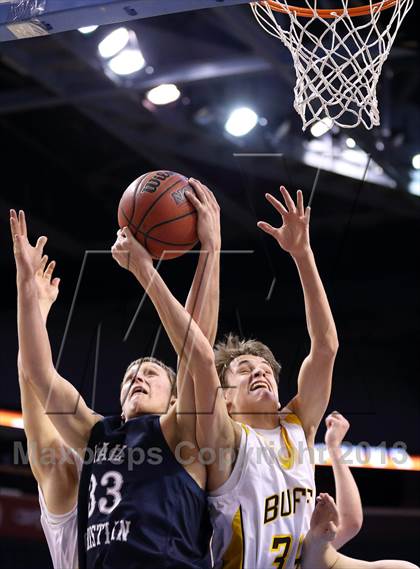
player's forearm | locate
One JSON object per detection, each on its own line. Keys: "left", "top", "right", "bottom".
{"left": 185, "top": 245, "right": 220, "bottom": 346}
{"left": 179, "top": 247, "right": 219, "bottom": 419}
{"left": 135, "top": 265, "right": 215, "bottom": 372}
{"left": 18, "top": 296, "right": 63, "bottom": 448}
{"left": 302, "top": 534, "right": 338, "bottom": 569}
{"left": 17, "top": 280, "right": 56, "bottom": 387}
{"left": 18, "top": 365, "right": 60, "bottom": 465}
{"left": 329, "top": 446, "right": 363, "bottom": 548}
{"left": 19, "top": 370, "right": 47, "bottom": 425}
{"left": 293, "top": 249, "right": 338, "bottom": 353}
{"left": 18, "top": 357, "right": 42, "bottom": 410}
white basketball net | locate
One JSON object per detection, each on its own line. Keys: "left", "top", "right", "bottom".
{"left": 251, "top": 0, "right": 414, "bottom": 130}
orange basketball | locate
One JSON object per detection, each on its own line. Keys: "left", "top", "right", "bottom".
{"left": 117, "top": 170, "right": 198, "bottom": 260}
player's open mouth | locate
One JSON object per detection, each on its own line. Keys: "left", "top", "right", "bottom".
{"left": 249, "top": 381, "right": 271, "bottom": 392}
{"left": 131, "top": 386, "right": 148, "bottom": 396}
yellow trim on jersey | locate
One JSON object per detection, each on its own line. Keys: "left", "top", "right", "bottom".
{"left": 279, "top": 425, "right": 295, "bottom": 470}
{"left": 241, "top": 424, "right": 250, "bottom": 436}
{"left": 284, "top": 413, "right": 302, "bottom": 426}
{"left": 251, "top": 422, "right": 296, "bottom": 470}
{"left": 222, "top": 506, "right": 244, "bottom": 569}
{"left": 294, "top": 534, "right": 305, "bottom": 569}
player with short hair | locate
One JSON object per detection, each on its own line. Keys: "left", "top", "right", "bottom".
{"left": 203, "top": 189, "right": 417, "bottom": 568}
{"left": 11, "top": 177, "right": 221, "bottom": 569}
{"left": 109, "top": 183, "right": 418, "bottom": 569}
{"left": 198, "top": 186, "right": 338, "bottom": 567}
{"left": 109, "top": 185, "right": 336, "bottom": 567}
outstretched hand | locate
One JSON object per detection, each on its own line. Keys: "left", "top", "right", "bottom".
{"left": 185, "top": 178, "right": 221, "bottom": 249}
{"left": 10, "top": 209, "right": 48, "bottom": 283}
{"left": 257, "top": 186, "right": 311, "bottom": 258}
{"left": 324, "top": 411, "right": 350, "bottom": 449}
{"left": 111, "top": 226, "right": 154, "bottom": 278}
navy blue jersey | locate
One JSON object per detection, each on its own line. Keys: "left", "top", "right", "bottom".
{"left": 78, "top": 414, "right": 212, "bottom": 569}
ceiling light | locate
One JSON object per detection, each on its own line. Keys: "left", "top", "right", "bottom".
{"left": 78, "top": 25, "right": 98, "bottom": 34}
{"left": 303, "top": 138, "right": 396, "bottom": 188}
{"left": 108, "top": 48, "right": 145, "bottom": 75}
{"left": 146, "top": 84, "right": 181, "bottom": 106}
{"left": 408, "top": 171, "right": 420, "bottom": 196}
{"left": 346, "top": 137, "right": 356, "bottom": 149}
{"left": 98, "top": 27, "right": 130, "bottom": 59}
{"left": 310, "top": 117, "right": 333, "bottom": 138}
{"left": 225, "top": 107, "right": 258, "bottom": 137}
{"left": 412, "top": 154, "right": 420, "bottom": 170}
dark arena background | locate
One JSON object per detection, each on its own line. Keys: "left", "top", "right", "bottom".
{"left": 0, "top": 1, "right": 419, "bottom": 567}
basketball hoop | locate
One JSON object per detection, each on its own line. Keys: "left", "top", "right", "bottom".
{"left": 251, "top": 0, "right": 414, "bottom": 130}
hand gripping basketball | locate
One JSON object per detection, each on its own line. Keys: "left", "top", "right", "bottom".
{"left": 111, "top": 226, "right": 154, "bottom": 277}
{"left": 185, "top": 178, "right": 221, "bottom": 249}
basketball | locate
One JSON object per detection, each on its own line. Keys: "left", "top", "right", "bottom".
{"left": 117, "top": 170, "right": 198, "bottom": 260}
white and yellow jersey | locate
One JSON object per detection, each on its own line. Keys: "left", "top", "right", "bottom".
{"left": 208, "top": 413, "right": 315, "bottom": 569}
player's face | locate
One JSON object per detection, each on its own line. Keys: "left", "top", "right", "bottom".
{"left": 120, "top": 361, "right": 174, "bottom": 420}
{"left": 224, "top": 355, "right": 279, "bottom": 416}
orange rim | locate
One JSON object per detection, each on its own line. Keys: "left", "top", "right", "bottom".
{"left": 261, "top": 0, "right": 399, "bottom": 18}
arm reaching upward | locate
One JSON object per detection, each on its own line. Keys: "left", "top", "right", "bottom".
{"left": 111, "top": 227, "right": 236, "bottom": 463}
{"left": 19, "top": 256, "right": 61, "bottom": 460}
{"left": 176, "top": 179, "right": 220, "bottom": 424}
{"left": 258, "top": 186, "right": 339, "bottom": 443}
{"left": 325, "top": 412, "right": 363, "bottom": 549}
{"left": 19, "top": 258, "right": 79, "bottom": 514}
{"left": 11, "top": 209, "right": 99, "bottom": 451}
{"left": 184, "top": 179, "right": 220, "bottom": 345}
{"left": 111, "top": 227, "right": 215, "bottom": 377}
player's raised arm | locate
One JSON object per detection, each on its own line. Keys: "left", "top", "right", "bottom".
{"left": 18, "top": 257, "right": 79, "bottom": 514}
{"left": 184, "top": 179, "right": 220, "bottom": 346}
{"left": 111, "top": 227, "right": 236, "bottom": 455}
{"left": 302, "top": 493, "right": 419, "bottom": 569}
{"left": 111, "top": 226, "right": 217, "bottom": 375}
{"left": 175, "top": 179, "right": 221, "bottom": 424}
{"left": 324, "top": 412, "right": 363, "bottom": 549}
{"left": 258, "top": 186, "right": 338, "bottom": 444}
{"left": 11, "top": 209, "right": 99, "bottom": 451}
